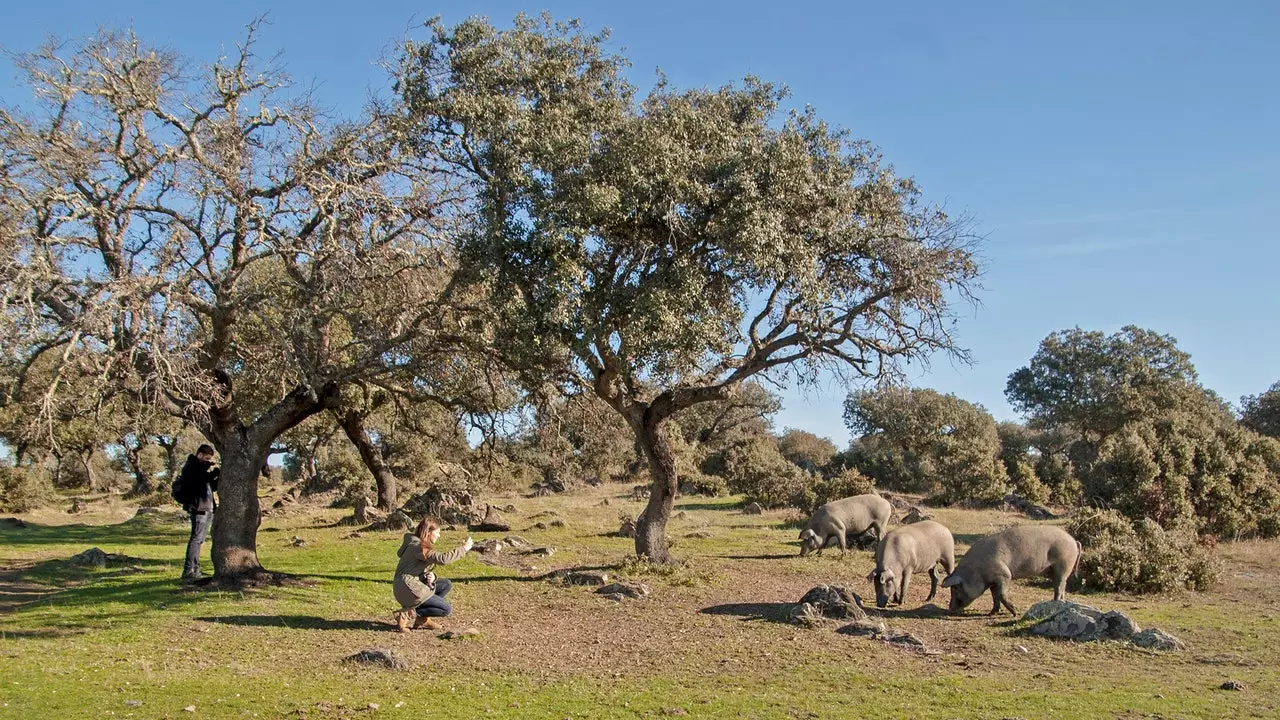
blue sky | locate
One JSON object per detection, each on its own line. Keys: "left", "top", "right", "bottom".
{"left": 4, "top": 1, "right": 1277, "bottom": 446}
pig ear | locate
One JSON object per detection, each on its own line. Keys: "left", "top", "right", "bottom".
{"left": 941, "top": 572, "right": 963, "bottom": 587}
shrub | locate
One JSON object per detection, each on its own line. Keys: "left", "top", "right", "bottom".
{"left": 717, "top": 438, "right": 807, "bottom": 509}
{"left": 678, "top": 470, "right": 727, "bottom": 497}
{"left": 790, "top": 467, "right": 876, "bottom": 514}
{"left": 0, "top": 465, "right": 52, "bottom": 512}
{"left": 1068, "top": 508, "right": 1222, "bottom": 593}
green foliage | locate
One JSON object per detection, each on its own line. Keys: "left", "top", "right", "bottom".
{"left": 777, "top": 429, "right": 839, "bottom": 473}
{"left": 790, "top": 467, "right": 876, "bottom": 514}
{"left": 995, "top": 422, "right": 1050, "bottom": 504}
{"left": 1068, "top": 509, "right": 1222, "bottom": 593}
{"left": 1240, "top": 381, "right": 1280, "bottom": 438}
{"left": 1006, "top": 326, "right": 1200, "bottom": 439}
{"left": 716, "top": 436, "right": 807, "bottom": 509}
{"left": 1008, "top": 327, "right": 1280, "bottom": 539}
{"left": 0, "top": 465, "right": 52, "bottom": 512}
{"left": 844, "top": 386, "right": 1008, "bottom": 504}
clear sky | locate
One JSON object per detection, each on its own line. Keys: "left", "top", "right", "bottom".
{"left": 4, "top": 1, "right": 1277, "bottom": 446}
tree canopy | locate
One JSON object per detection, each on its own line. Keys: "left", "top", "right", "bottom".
{"left": 395, "top": 14, "right": 983, "bottom": 560}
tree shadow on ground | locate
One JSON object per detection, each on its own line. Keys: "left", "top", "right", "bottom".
{"left": 719, "top": 552, "right": 798, "bottom": 560}
{"left": 0, "top": 514, "right": 189, "bottom": 549}
{"left": 870, "top": 603, "right": 951, "bottom": 620}
{"left": 674, "top": 501, "right": 741, "bottom": 512}
{"left": 699, "top": 602, "right": 795, "bottom": 624}
{"left": 196, "top": 615, "right": 388, "bottom": 631}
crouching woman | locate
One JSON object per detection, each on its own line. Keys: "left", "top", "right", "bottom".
{"left": 393, "top": 518, "right": 473, "bottom": 632}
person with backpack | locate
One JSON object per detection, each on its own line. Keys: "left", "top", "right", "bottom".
{"left": 173, "top": 444, "right": 220, "bottom": 580}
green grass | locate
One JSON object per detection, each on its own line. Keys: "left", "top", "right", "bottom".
{"left": 3, "top": 487, "right": 1279, "bottom": 719}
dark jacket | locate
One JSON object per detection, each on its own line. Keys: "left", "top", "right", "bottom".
{"left": 178, "top": 455, "right": 220, "bottom": 512}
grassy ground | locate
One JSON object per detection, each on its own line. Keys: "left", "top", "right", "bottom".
{"left": 2, "top": 485, "right": 1278, "bottom": 719}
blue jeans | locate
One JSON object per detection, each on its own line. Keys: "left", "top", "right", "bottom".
{"left": 184, "top": 510, "right": 213, "bottom": 577}
{"left": 415, "top": 577, "right": 452, "bottom": 618}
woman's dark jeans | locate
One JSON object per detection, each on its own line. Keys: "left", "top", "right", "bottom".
{"left": 415, "top": 577, "right": 452, "bottom": 618}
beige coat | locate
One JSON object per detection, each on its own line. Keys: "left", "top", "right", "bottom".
{"left": 392, "top": 534, "right": 469, "bottom": 609}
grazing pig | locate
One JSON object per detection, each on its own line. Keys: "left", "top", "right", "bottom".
{"left": 942, "top": 525, "right": 1081, "bottom": 615}
{"left": 798, "top": 494, "right": 892, "bottom": 558}
{"left": 866, "top": 520, "right": 956, "bottom": 608}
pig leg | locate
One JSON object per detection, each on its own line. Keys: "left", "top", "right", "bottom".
{"left": 925, "top": 566, "right": 939, "bottom": 602}
{"left": 899, "top": 572, "right": 911, "bottom": 605}
{"left": 1052, "top": 565, "right": 1068, "bottom": 601}
{"left": 990, "top": 579, "right": 1018, "bottom": 615}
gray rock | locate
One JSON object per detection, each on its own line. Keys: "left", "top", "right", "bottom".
{"left": 674, "top": 511, "right": 690, "bottom": 520}
{"left": 836, "top": 619, "right": 888, "bottom": 637}
{"left": 523, "top": 546, "right": 555, "bottom": 557}
{"left": 551, "top": 569, "right": 610, "bottom": 586}
{"left": 881, "top": 630, "right": 928, "bottom": 650}
{"left": 1219, "top": 680, "right": 1245, "bottom": 691}
{"left": 134, "top": 507, "right": 163, "bottom": 515}
{"left": 616, "top": 516, "right": 637, "bottom": 538}
{"left": 789, "top": 603, "right": 834, "bottom": 628}
{"left": 69, "top": 547, "right": 108, "bottom": 568}
{"left": 368, "top": 510, "right": 414, "bottom": 532}
{"left": 684, "top": 531, "right": 713, "bottom": 539}
{"left": 439, "top": 627, "right": 481, "bottom": 640}
{"left": 503, "top": 535, "right": 534, "bottom": 550}
{"left": 901, "top": 507, "right": 932, "bottom": 524}
{"left": 1023, "top": 600, "right": 1101, "bottom": 623}
{"left": 472, "top": 539, "right": 504, "bottom": 554}
{"left": 343, "top": 648, "right": 409, "bottom": 670}
{"left": 1029, "top": 606, "right": 1099, "bottom": 641}
{"left": 796, "top": 584, "right": 867, "bottom": 621}
{"left": 1097, "top": 610, "right": 1142, "bottom": 640}
{"left": 1131, "top": 628, "right": 1186, "bottom": 652}
{"left": 469, "top": 505, "right": 511, "bottom": 533}
{"left": 1026, "top": 601, "right": 1143, "bottom": 643}
{"left": 499, "top": 504, "right": 518, "bottom": 514}
{"left": 742, "top": 502, "right": 764, "bottom": 515}
{"left": 596, "top": 581, "right": 649, "bottom": 600}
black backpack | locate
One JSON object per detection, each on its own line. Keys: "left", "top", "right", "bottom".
{"left": 171, "top": 457, "right": 203, "bottom": 508}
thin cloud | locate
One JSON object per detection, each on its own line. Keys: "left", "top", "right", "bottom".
{"left": 1027, "top": 237, "right": 1162, "bottom": 257}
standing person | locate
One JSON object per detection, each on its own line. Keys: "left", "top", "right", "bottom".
{"left": 173, "top": 444, "right": 219, "bottom": 580}
{"left": 393, "top": 518, "right": 473, "bottom": 632}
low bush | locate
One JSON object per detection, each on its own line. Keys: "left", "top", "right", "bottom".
{"left": 0, "top": 465, "right": 52, "bottom": 513}
{"left": 1068, "top": 508, "right": 1221, "bottom": 593}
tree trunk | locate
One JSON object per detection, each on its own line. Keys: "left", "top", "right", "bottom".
{"left": 79, "top": 446, "right": 99, "bottom": 492}
{"left": 48, "top": 452, "right": 64, "bottom": 488}
{"left": 337, "top": 409, "right": 398, "bottom": 511}
{"left": 634, "top": 412, "right": 678, "bottom": 563}
{"left": 206, "top": 381, "right": 338, "bottom": 580}
{"left": 209, "top": 432, "right": 269, "bottom": 578}
{"left": 158, "top": 439, "right": 179, "bottom": 491}
{"left": 123, "top": 437, "right": 155, "bottom": 497}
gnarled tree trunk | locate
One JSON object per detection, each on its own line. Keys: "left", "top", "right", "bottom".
{"left": 337, "top": 408, "right": 397, "bottom": 511}
{"left": 634, "top": 412, "right": 678, "bottom": 563}
{"left": 78, "top": 446, "right": 99, "bottom": 493}
{"left": 207, "top": 381, "right": 338, "bottom": 580}
{"left": 209, "top": 431, "right": 270, "bottom": 578}
{"left": 122, "top": 436, "right": 156, "bottom": 497}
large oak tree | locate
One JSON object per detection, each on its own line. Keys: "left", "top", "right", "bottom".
{"left": 397, "top": 15, "right": 982, "bottom": 561}
{"left": 1, "top": 26, "right": 468, "bottom": 580}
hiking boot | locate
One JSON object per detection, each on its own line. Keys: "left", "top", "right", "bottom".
{"left": 395, "top": 610, "right": 413, "bottom": 633}
{"left": 413, "top": 615, "right": 442, "bottom": 631}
